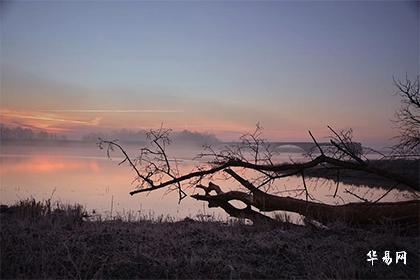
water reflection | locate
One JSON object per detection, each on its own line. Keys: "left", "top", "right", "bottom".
{"left": 0, "top": 155, "right": 100, "bottom": 173}
{"left": 0, "top": 143, "right": 417, "bottom": 221}
{"left": 0, "top": 144, "right": 223, "bottom": 219}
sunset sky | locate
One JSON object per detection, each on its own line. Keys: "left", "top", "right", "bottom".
{"left": 1, "top": 1, "right": 419, "bottom": 146}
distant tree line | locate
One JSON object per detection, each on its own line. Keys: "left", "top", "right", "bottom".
{"left": 172, "top": 130, "right": 220, "bottom": 146}
{"left": 1, "top": 124, "right": 220, "bottom": 146}
{"left": 0, "top": 124, "right": 67, "bottom": 141}
{"left": 84, "top": 129, "right": 220, "bottom": 146}
{"left": 82, "top": 129, "right": 147, "bottom": 143}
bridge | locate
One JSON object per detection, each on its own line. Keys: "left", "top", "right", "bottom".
{"left": 222, "top": 141, "right": 363, "bottom": 154}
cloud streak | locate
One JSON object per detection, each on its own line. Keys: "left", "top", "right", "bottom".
{"left": 0, "top": 110, "right": 101, "bottom": 126}
{"left": 41, "top": 109, "right": 184, "bottom": 113}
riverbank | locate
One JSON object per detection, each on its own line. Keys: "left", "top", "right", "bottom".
{"left": 1, "top": 199, "right": 419, "bottom": 279}
{"left": 304, "top": 159, "right": 419, "bottom": 191}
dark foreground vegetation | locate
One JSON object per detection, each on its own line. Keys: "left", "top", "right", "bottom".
{"left": 1, "top": 199, "right": 419, "bottom": 279}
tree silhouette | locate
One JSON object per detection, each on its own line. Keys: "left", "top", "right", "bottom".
{"left": 99, "top": 124, "right": 419, "bottom": 227}
{"left": 393, "top": 75, "right": 420, "bottom": 157}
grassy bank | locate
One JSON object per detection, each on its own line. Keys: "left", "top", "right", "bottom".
{"left": 1, "top": 199, "right": 419, "bottom": 279}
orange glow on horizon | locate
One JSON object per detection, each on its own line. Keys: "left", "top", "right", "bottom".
{"left": 0, "top": 108, "right": 394, "bottom": 143}
{"left": 0, "top": 109, "right": 101, "bottom": 133}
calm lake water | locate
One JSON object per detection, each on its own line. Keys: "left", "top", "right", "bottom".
{"left": 0, "top": 142, "right": 416, "bottom": 221}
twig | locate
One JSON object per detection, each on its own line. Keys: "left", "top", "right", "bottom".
{"left": 301, "top": 170, "right": 309, "bottom": 201}
{"left": 344, "top": 189, "right": 371, "bottom": 203}
{"left": 333, "top": 168, "right": 340, "bottom": 198}
{"left": 372, "top": 184, "right": 397, "bottom": 204}
{"left": 308, "top": 130, "right": 324, "bottom": 155}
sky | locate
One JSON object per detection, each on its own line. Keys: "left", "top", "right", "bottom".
{"left": 1, "top": 1, "right": 419, "bottom": 146}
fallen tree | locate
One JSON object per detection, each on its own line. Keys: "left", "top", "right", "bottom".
{"left": 192, "top": 179, "right": 419, "bottom": 226}
{"left": 99, "top": 125, "right": 419, "bottom": 227}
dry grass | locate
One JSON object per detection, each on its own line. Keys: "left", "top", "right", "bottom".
{"left": 1, "top": 199, "right": 419, "bottom": 279}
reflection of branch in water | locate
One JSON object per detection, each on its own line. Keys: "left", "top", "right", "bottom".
{"left": 99, "top": 125, "right": 420, "bottom": 226}
{"left": 344, "top": 189, "right": 371, "bottom": 203}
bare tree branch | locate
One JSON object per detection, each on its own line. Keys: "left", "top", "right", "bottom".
{"left": 392, "top": 75, "right": 420, "bottom": 157}
{"left": 99, "top": 124, "right": 419, "bottom": 226}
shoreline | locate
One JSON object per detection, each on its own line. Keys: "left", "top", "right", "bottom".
{"left": 304, "top": 159, "right": 419, "bottom": 191}
{"left": 1, "top": 199, "right": 419, "bottom": 279}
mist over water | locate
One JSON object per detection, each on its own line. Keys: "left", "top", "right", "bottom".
{"left": 0, "top": 142, "right": 415, "bottom": 220}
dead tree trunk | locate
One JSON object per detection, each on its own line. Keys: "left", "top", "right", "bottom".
{"left": 192, "top": 181, "right": 420, "bottom": 226}
{"left": 99, "top": 126, "right": 420, "bottom": 227}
